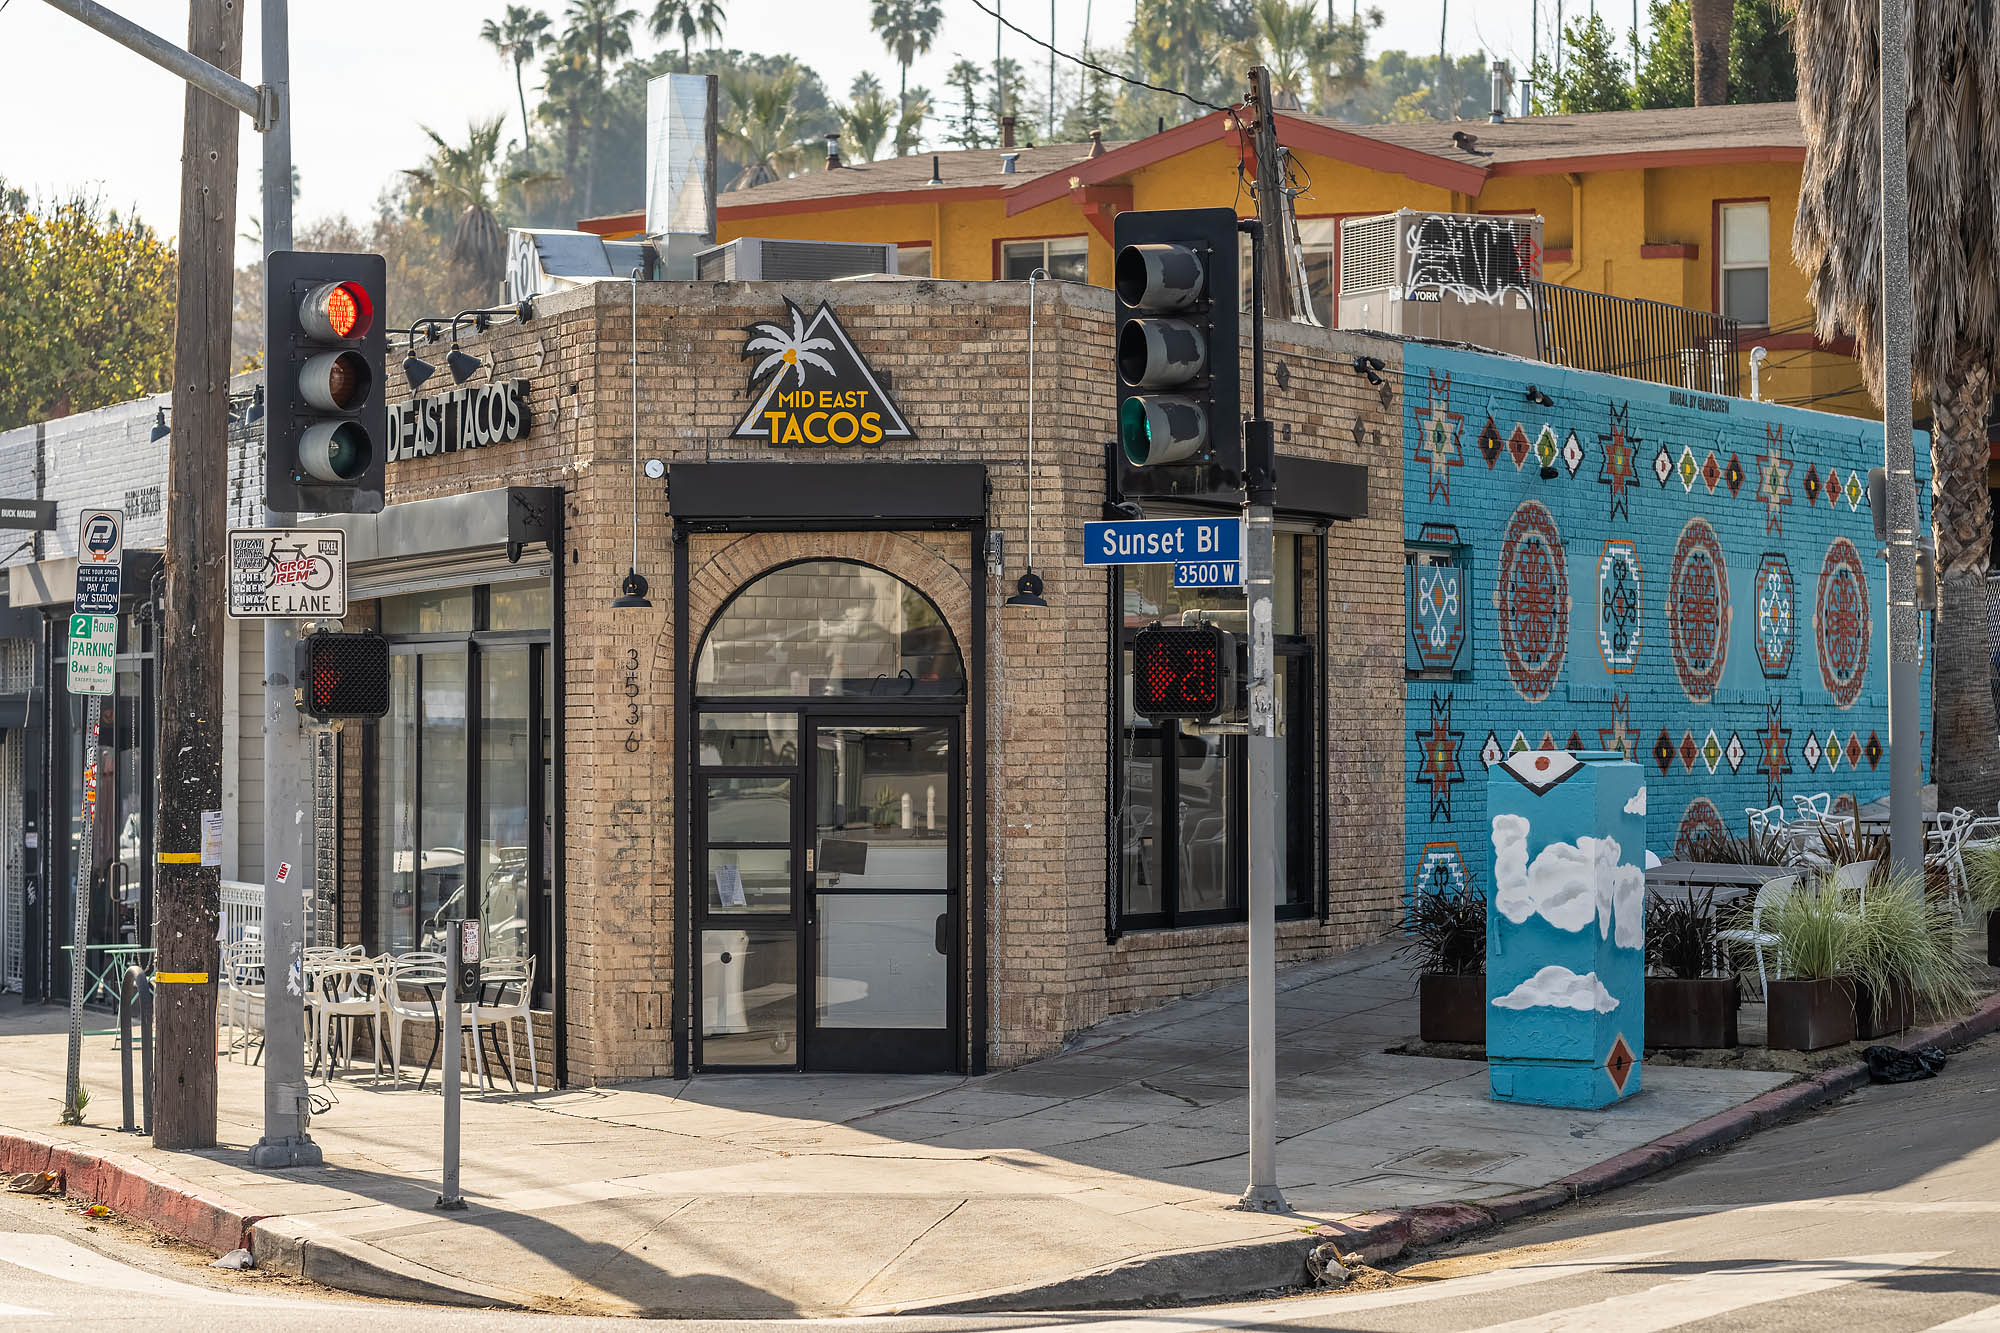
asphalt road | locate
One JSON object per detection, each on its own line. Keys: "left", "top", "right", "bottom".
{"left": 5, "top": 1034, "right": 2000, "bottom": 1331}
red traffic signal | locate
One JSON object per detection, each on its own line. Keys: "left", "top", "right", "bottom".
{"left": 298, "top": 630, "right": 391, "bottom": 721}
{"left": 1132, "top": 623, "right": 1236, "bottom": 721}
{"left": 267, "top": 252, "right": 386, "bottom": 514}
{"left": 301, "top": 281, "right": 374, "bottom": 341}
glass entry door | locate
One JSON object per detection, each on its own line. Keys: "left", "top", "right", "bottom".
{"left": 805, "top": 720, "right": 958, "bottom": 1072}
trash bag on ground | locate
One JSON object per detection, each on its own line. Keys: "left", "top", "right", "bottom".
{"left": 1864, "top": 1044, "right": 1947, "bottom": 1083}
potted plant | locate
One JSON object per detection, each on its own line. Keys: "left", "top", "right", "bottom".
{"left": 1852, "top": 871, "right": 1977, "bottom": 1039}
{"left": 1759, "top": 880, "right": 1861, "bottom": 1050}
{"left": 1964, "top": 843, "right": 2000, "bottom": 966}
{"left": 1399, "top": 882, "right": 1486, "bottom": 1046}
{"left": 870, "top": 785, "right": 898, "bottom": 831}
{"left": 1644, "top": 890, "right": 1737, "bottom": 1048}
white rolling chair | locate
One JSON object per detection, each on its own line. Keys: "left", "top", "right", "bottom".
{"left": 1716, "top": 873, "right": 1800, "bottom": 1003}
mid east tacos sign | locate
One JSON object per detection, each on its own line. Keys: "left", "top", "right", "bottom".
{"left": 732, "top": 300, "right": 914, "bottom": 447}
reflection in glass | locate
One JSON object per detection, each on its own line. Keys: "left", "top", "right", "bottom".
{"left": 817, "top": 893, "right": 947, "bottom": 1029}
{"left": 1120, "top": 533, "right": 1300, "bottom": 636}
{"left": 706, "top": 848, "right": 792, "bottom": 913}
{"left": 695, "top": 561, "right": 963, "bottom": 697}
{"left": 702, "top": 927, "right": 797, "bottom": 1065}
{"left": 480, "top": 647, "right": 532, "bottom": 965}
{"left": 113, "top": 670, "right": 143, "bottom": 945}
{"left": 487, "top": 582, "right": 552, "bottom": 632}
{"left": 419, "top": 654, "right": 468, "bottom": 950}
{"left": 1119, "top": 724, "right": 1163, "bottom": 917}
{"left": 375, "top": 655, "right": 419, "bottom": 952}
{"left": 698, "top": 712, "right": 798, "bottom": 766}
{"left": 1176, "top": 730, "right": 1233, "bottom": 913}
{"left": 379, "top": 590, "right": 475, "bottom": 635}
{"left": 812, "top": 726, "right": 951, "bottom": 890}
{"left": 706, "top": 777, "right": 791, "bottom": 843}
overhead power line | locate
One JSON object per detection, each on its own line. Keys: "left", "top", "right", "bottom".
{"left": 962, "top": 0, "right": 1234, "bottom": 117}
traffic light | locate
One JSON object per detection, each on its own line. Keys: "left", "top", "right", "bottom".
{"left": 1132, "top": 623, "right": 1237, "bottom": 722}
{"left": 1114, "top": 208, "right": 1240, "bottom": 474}
{"left": 266, "top": 251, "right": 387, "bottom": 515}
{"left": 298, "top": 631, "right": 391, "bottom": 721}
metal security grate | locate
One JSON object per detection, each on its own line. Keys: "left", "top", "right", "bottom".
{"left": 1338, "top": 215, "right": 1400, "bottom": 298}
{"left": 1535, "top": 282, "right": 1743, "bottom": 396}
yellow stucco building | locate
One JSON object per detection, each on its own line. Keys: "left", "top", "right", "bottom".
{"left": 583, "top": 101, "right": 1865, "bottom": 420}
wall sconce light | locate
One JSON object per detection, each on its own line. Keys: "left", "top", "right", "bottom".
{"left": 150, "top": 407, "right": 170, "bottom": 442}
{"left": 446, "top": 344, "right": 483, "bottom": 384}
{"left": 245, "top": 383, "right": 265, "bottom": 424}
{"left": 1524, "top": 385, "right": 1554, "bottom": 408}
{"left": 1352, "top": 355, "right": 1385, "bottom": 387}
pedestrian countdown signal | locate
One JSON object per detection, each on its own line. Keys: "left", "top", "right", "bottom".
{"left": 1132, "top": 624, "right": 1237, "bottom": 721}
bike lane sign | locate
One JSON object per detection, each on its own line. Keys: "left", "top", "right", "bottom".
{"left": 227, "top": 527, "right": 347, "bottom": 618}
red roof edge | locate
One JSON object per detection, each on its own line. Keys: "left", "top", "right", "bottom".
{"left": 1004, "top": 111, "right": 1241, "bottom": 216}
{"left": 1489, "top": 145, "right": 1806, "bottom": 177}
{"left": 1276, "top": 116, "right": 1489, "bottom": 195}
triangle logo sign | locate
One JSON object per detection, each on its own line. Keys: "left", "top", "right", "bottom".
{"left": 731, "top": 299, "right": 915, "bottom": 445}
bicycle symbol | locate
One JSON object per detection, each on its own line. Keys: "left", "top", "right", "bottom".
{"left": 264, "top": 542, "right": 336, "bottom": 591}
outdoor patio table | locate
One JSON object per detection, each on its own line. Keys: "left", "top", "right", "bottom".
{"left": 404, "top": 974, "right": 527, "bottom": 1092}
{"left": 57, "top": 943, "right": 154, "bottom": 1009}
{"left": 1644, "top": 861, "right": 1792, "bottom": 905}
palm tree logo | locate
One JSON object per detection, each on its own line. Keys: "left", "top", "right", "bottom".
{"left": 744, "top": 302, "right": 836, "bottom": 390}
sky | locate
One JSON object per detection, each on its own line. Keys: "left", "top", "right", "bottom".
{"left": 0, "top": 0, "right": 1604, "bottom": 257}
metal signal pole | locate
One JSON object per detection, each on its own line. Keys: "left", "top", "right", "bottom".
{"left": 1880, "top": 0, "right": 1922, "bottom": 875}
{"left": 247, "top": 0, "right": 322, "bottom": 1170}
{"left": 1237, "top": 210, "right": 1284, "bottom": 1214}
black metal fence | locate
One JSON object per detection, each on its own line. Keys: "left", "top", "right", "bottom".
{"left": 1535, "top": 282, "right": 1744, "bottom": 397}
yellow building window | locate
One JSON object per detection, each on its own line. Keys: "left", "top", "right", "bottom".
{"left": 1001, "top": 237, "right": 1086, "bottom": 281}
{"left": 1718, "top": 201, "right": 1770, "bottom": 327}
{"left": 896, "top": 243, "right": 932, "bottom": 277}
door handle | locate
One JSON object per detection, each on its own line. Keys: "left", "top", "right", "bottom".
{"left": 934, "top": 913, "right": 951, "bottom": 956}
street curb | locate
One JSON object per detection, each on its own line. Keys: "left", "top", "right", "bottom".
{"left": 0, "top": 1126, "right": 514, "bottom": 1309}
{"left": 899, "top": 991, "right": 2000, "bottom": 1314}
{"left": 1318, "top": 989, "right": 2000, "bottom": 1269}
{"left": 0, "top": 1127, "right": 266, "bottom": 1257}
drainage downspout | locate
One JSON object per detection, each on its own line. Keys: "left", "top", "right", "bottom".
{"left": 1550, "top": 173, "right": 1585, "bottom": 285}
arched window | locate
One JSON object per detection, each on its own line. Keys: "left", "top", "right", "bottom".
{"left": 695, "top": 560, "right": 964, "bottom": 698}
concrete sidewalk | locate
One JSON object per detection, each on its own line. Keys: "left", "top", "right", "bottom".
{"left": 0, "top": 941, "right": 1793, "bottom": 1317}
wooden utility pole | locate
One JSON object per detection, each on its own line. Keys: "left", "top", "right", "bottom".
{"left": 153, "top": 0, "right": 241, "bottom": 1150}
{"left": 1246, "top": 67, "right": 1292, "bottom": 322}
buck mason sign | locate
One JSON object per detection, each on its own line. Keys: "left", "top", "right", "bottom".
{"left": 387, "top": 380, "right": 531, "bottom": 463}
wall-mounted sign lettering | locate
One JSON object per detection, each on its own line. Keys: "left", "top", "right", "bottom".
{"left": 732, "top": 299, "right": 913, "bottom": 446}
{"left": 387, "top": 380, "right": 530, "bottom": 463}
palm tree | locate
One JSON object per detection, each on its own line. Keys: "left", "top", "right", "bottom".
{"left": 480, "top": 6, "right": 553, "bottom": 164}
{"left": 562, "top": 0, "right": 639, "bottom": 213}
{"left": 1250, "top": 0, "right": 1317, "bottom": 108}
{"left": 539, "top": 33, "right": 593, "bottom": 207}
{"left": 1691, "top": 0, "right": 1734, "bottom": 103}
{"left": 841, "top": 74, "right": 893, "bottom": 164}
{"left": 403, "top": 117, "right": 532, "bottom": 294}
{"left": 894, "top": 85, "right": 931, "bottom": 157}
{"left": 650, "top": 0, "right": 724, "bottom": 67}
{"left": 1792, "top": 0, "right": 2000, "bottom": 809}
{"left": 719, "top": 65, "right": 813, "bottom": 188}
{"left": 870, "top": 0, "right": 943, "bottom": 133}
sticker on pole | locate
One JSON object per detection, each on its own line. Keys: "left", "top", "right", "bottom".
{"left": 227, "top": 527, "right": 347, "bottom": 618}
{"left": 65, "top": 614, "right": 116, "bottom": 696}
{"left": 74, "top": 509, "right": 123, "bottom": 615}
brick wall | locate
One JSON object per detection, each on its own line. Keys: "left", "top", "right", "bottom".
{"left": 340, "top": 279, "right": 1411, "bottom": 1082}
{"left": 1401, "top": 342, "right": 1930, "bottom": 903}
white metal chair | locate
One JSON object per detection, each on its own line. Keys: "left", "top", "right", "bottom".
{"left": 308, "top": 959, "right": 386, "bottom": 1078}
{"left": 1793, "top": 791, "right": 1835, "bottom": 822}
{"left": 469, "top": 956, "right": 539, "bottom": 1091}
{"left": 218, "top": 940, "right": 263, "bottom": 1061}
{"left": 382, "top": 959, "right": 449, "bottom": 1088}
{"left": 1716, "top": 873, "right": 1800, "bottom": 1003}
{"left": 1832, "top": 858, "right": 1876, "bottom": 910}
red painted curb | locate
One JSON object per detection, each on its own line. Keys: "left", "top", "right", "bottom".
{"left": 0, "top": 1128, "right": 267, "bottom": 1257}
{"left": 1333, "top": 990, "right": 2000, "bottom": 1268}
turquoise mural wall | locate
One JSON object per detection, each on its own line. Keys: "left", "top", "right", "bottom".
{"left": 1402, "top": 343, "right": 1930, "bottom": 904}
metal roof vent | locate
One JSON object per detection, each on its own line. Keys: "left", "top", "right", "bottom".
{"left": 1001, "top": 152, "right": 1019, "bottom": 174}
{"left": 927, "top": 154, "right": 942, "bottom": 185}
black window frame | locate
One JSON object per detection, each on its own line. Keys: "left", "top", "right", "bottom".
{"left": 1109, "top": 536, "right": 1316, "bottom": 934}
{"left": 361, "top": 582, "right": 554, "bottom": 1001}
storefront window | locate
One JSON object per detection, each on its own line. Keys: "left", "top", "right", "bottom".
{"left": 369, "top": 580, "right": 555, "bottom": 1000}
{"left": 695, "top": 561, "right": 964, "bottom": 697}
{"left": 1115, "top": 534, "right": 1313, "bottom": 928}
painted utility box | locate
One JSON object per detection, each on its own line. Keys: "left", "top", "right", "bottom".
{"left": 1486, "top": 749, "right": 1646, "bottom": 1108}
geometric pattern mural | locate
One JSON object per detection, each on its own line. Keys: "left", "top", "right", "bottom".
{"left": 1597, "top": 539, "right": 1642, "bottom": 672}
{"left": 1402, "top": 343, "right": 1922, "bottom": 904}
{"left": 1496, "top": 500, "right": 1569, "bottom": 702}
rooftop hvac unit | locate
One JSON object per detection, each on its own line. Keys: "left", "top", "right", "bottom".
{"left": 1337, "top": 209, "right": 1542, "bottom": 358}
{"left": 695, "top": 237, "right": 897, "bottom": 282}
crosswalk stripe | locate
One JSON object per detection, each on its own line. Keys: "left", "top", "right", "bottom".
{"left": 0, "top": 1304, "right": 50, "bottom": 1317}
{"left": 992, "top": 1253, "right": 1670, "bottom": 1333}
{"left": 1926, "top": 1303, "right": 2000, "bottom": 1330}
{"left": 0, "top": 1232, "right": 316, "bottom": 1308}
{"left": 1464, "top": 1252, "right": 1948, "bottom": 1332}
